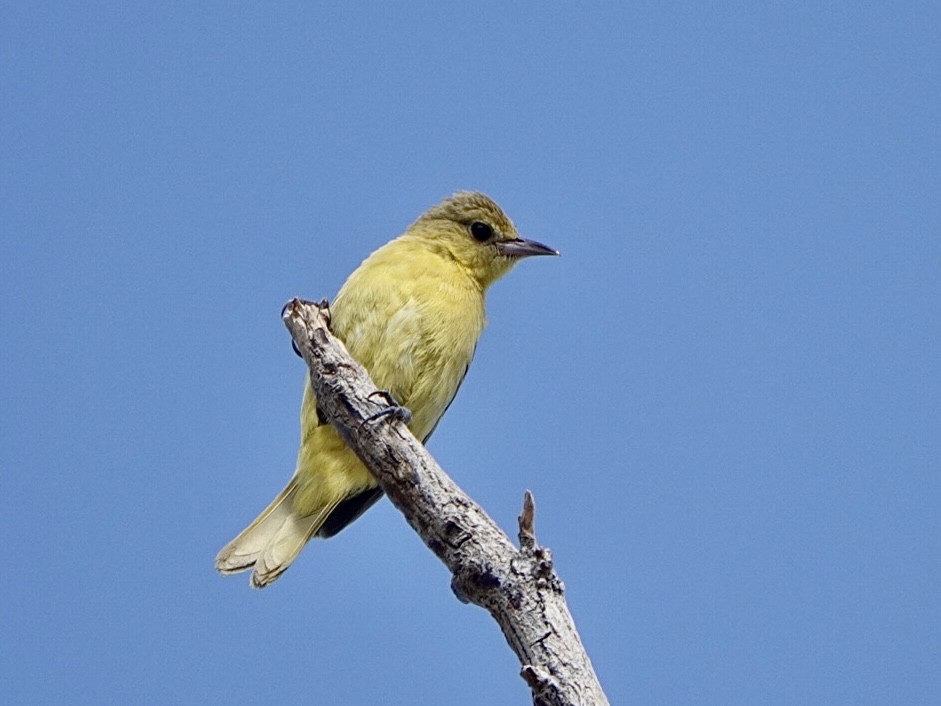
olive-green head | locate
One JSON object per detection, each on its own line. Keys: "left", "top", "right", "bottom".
{"left": 407, "top": 191, "right": 558, "bottom": 288}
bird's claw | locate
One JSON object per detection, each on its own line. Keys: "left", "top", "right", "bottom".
{"left": 363, "top": 390, "right": 412, "bottom": 426}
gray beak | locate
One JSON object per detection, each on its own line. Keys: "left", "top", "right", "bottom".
{"left": 496, "top": 237, "right": 560, "bottom": 258}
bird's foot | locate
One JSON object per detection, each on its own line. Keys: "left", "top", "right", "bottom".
{"left": 363, "top": 390, "right": 412, "bottom": 426}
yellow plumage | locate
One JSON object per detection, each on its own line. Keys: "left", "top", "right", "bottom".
{"left": 216, "top": 192, "right": 557, "bottom": 587}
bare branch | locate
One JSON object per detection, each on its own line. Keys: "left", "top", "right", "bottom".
{"left": 283, "top": 298, "right": 609, "bottom": 706}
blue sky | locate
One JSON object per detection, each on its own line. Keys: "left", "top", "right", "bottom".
{"left": 2, "top": 2, "right": 938, "bottom": 704}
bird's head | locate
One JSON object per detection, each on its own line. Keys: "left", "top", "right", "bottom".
{"left": 407, "top": 191, "right": 558, "bottom": 289}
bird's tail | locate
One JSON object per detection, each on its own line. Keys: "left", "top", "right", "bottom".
{"left": 215, "top": 476, "right": 338, "bottom": 588}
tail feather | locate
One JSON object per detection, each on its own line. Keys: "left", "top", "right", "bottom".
{"left": 215, "top": 477, "right": 340, "bottom": 588}
{"left": 249, "top": 505, "right": 336, "bottom": 588}
{"left": 215, "top": 478, "right": 297, "bottom": 575}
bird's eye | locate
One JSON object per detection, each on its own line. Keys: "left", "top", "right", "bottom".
{"left": 470, "top": 221, "right": 494, "bottom": 242}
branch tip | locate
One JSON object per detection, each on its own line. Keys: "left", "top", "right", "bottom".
{"left": 518, "top": 489, "right": 536, "bottom": 551}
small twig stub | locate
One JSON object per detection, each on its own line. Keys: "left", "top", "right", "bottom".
{"left": 519, "top": 489, "right": 537, "bottom": 552}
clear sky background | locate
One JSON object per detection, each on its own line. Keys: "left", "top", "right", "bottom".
{"left": 2, "top": 3, "right": 939, "bottom": 704}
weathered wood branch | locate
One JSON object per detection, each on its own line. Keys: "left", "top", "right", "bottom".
{"left": 282, "top": 298, "right": 609, "bottom": 706}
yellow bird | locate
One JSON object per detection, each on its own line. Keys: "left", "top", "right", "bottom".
{"left": 216, "top": 192, "right": 558, "bottom": 587}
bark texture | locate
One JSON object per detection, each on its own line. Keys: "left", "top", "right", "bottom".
{"left": 283, "top": 298, "right": 609, "bottom": 706}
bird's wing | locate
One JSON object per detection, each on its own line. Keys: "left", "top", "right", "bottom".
{"left": 317, "top": 486, "right": 385, "bottom": 538}
{"left": 421, "top": 359, "right": 471, "bottom": 444}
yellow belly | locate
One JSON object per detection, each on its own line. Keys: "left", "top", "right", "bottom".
{"left": 292, "top": 238, "right": 484, "bottom": 516}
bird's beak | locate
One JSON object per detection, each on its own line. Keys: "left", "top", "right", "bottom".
{"left": 496, "top": 237, "right": 560, "bottom": 258}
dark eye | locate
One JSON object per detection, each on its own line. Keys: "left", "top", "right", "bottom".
{"left": 470, "top": 221, "right": 493, "bottom": 242}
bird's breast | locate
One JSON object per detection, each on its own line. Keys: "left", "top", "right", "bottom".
{"left": 330, "top": 249, "right": 485, "bottom": 441}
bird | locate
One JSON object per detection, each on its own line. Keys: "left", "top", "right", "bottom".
{"left": 215, "top": 191, "right": 558, "bottom": 588}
